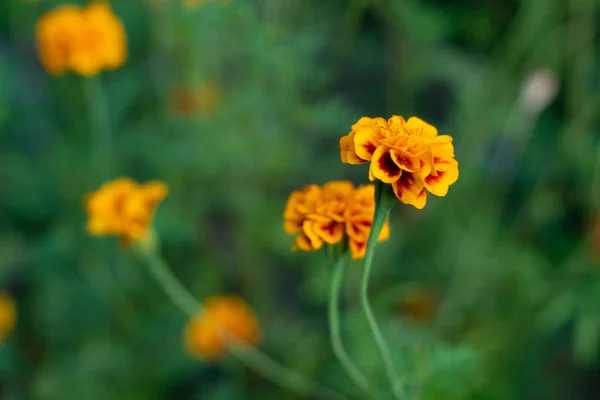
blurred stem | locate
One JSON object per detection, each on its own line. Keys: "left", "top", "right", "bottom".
{"left": 329, "top": 255, "right": 373, "bottom": 396}
{"left": 136, "top": 242, "right": 347, "bottom": 400}
{"left": 361, "top": 181, "right": 404, "bottom": 400}
{"left": 144, "top": 251, "right": 200, "bottom": 317}
{"left": 83, "top": 76, "right": 112, "bottom": 184}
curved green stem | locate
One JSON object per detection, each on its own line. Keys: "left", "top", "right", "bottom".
{"left": 329, "top": 256, "right": 373, "bottom": 395}
{"left": 361, "top": 182, "right": 404, "bottom": 399}
{"left": 83, "top": 76, "right": 112, "bottom": 184}
{"left": 145, "top": 251, "right": 200, "bottom": 317}
{"left": 136, "top": 244, "right": 346, "bottom": 400}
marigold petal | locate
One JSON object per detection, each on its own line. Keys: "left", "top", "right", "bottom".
{"left": 432, "top": 153, "right": 457, "bottom": 172}
{"left": 371, "top": 146, "right": 402, "bottom": 183}
{"left": 312, "top": 221, "right": 344, "bottom": 244}
{"left": 302, "top": 220, "right": 324, "bottom": 250}
{"left": 284, "top": 220, "right": 301, "bottom": 234}
{"left": 424, "top": 161, "right": 458, "bottom": 197}
{"left": 390, "top": 149, "right": 420, "bottom": 172}
{"left": 392, "top": 172, "right": 424, "bottom": 204}
{"left": 340, "top": 133, "right": 367, "bottom": 164}
{"left": 405, "top": 117, "right": 438, "bottom": 137}
{"left": 377, "top": 219, "right": 390, "bottom": 242}
{"left": 354, "top": 129, "right": 380, "bottom": 161}
{"left": 349, "top": 240, "right": 367, "bottom": 260}
{"left": 292, "top": 232, "right": 313, "bottom": 251}
{"left": 411, "top": 188, "right": 428, "bottom": 209}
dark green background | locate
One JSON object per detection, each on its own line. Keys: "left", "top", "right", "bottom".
{"left": 1, "top": 0, "right": 600, "bottom": 399}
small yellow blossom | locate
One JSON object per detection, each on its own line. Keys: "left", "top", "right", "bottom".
{"left": 340, "top": 116, "right": 459, "bottom": 209}
{"left": 168, "top": 82, "right": 220, "bottom": 118}
{"left": 283, "top": 181, "right": 390, "bottom": 260}
{"left": 0, "top": 293, "right": 16, "bottom": 343}
{"left": 185, "top": 295, "right": 261, "bottom": 360}
{"left": 85, "top": 178, "right": 168, "bottom": 246}
{"left": 35, "top": 1, "right": 127, "bottom": 76}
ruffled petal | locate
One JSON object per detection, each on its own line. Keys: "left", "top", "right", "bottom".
{"left": 392, "top": 172, "right": 424, "bottom": 204}
{"left": 371, "top": 146, "right": 402, "bottom": 183}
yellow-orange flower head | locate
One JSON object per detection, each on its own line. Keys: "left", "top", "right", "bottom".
{"left": 35, "top": 2, "right": 127, "bottom": 76}
{"left": 85, "top": 178, "right": 168, "bottom": 246}
{"left": 185, "top": 295, "right": 261, "bottom": 360}
{"left": 283, "top": 181, "right": 390, "bottom": 260}
{"left": 340, "top": 116, "right": 459, "bottom": 209}
{"left": 168, "top": 82, "right": 221, "bottom": 118}
{"left": 0, "top": 293, "right": 16, "bottom": 344}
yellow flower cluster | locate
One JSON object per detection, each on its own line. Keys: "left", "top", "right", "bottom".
{"left": 283, "top": 181, "right": 390, "bottom": 260}
{"left": 0, "top": 293, "right": 16, "bottom": 344}
{"left": 35, "top": 2, "right": 127, "bottom": 76}
{"left": 85, "top": 178, "right": 168, "bottom": 246}
{"left": 340, "top": 116, "right": 459, "bottom": 209}
{"left": 185, "top": 295, "right": 261, "bottom": 360}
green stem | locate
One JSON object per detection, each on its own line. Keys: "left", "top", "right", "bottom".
{"left": 144, "top": 251, "right": 200, "bottom": 317}
{"left": 361, "top": 182, "right": 404, "bottom": 399}
{"left": 229, "top": 344, "right": 344, "bottom": 400}
{"left": 137, "top": 245, "right": 347, "bottom": 400}
{"left": 83, "top": 76, "right": 112, "bottom": 184}
{"left": 329, "top": 256, "right": 374, "bottom": 396}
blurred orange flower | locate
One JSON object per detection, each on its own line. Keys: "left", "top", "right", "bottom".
{"left": 168, "top": 82, "right": 220, "bottom": 118}
{"left": 340, "top": 116, "right": 459, "bottom": 209}
{"left": 0, "top": 293, "right": 16, "bottom": 344}
{"left": 85, "top": 178, "right": 168, "bottom": 246}
{"left": 399, "top": 290, "right": 438, "bottom": 325}
{"left": 35, "top": 1, "right": 127, "bottom": 76}
{"left": 283, "top": 181, "right": 390, "bottom": 259}
{"left": 182, "top": 0, "right": 231, "bottom": 10}
{"left": 185, "top": 295, "right": 261, "bottom": 360}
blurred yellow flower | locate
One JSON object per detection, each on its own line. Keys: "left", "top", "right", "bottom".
{"left": 85, "top": 178, "right": 168, "bottom": 246}
{"left": 283, "top": 181, "right": 390, "bottom": 260}
{"left": 35, "top": 1, "right": 127, "bottom": 76}
{"left": 0, "top": 293, "right": 16, "bottom": 344}
{"left": 340, "top": 116, "right": 459, "bottom": 209}
{"left": 185, "top": 295, "right": 261, "bottom": 360}
{"left": 168, "top": 82, "right": 220, "bottom": 118}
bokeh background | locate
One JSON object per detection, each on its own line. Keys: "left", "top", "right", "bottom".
{"left": 2, "top": 0, "right": 600, "bottom": 399}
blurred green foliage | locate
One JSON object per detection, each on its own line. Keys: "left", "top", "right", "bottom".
{"left": 1, "top": 0, "right": 600, "bottom": 399}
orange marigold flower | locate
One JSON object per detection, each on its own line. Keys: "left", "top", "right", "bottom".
{"left": 185, "top": 295, "right": 261, "bottom": 360}
{"left": 182, "top": 0, "right": 230, "bottom": 9}
{"left": 283, "top": 181, "right": 390, "bottom": 260}
{"left": 0, "top": 293, "right": 16, "bottom": 344}
{"left": 168, "top": 82, "right": 221, "bottom": 118}
{"left": 35, "top": 1, "right": 127, "bottom": 76}
{"left": 85, "top": 178, "right": 168, "bottom": 246}
{"left": 339, "top": 116, "right": 459, "bottom": 209}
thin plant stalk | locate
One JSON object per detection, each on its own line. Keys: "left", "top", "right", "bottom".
{"left": 83, "top": 76, "right": 112, "bottom": 184}
{"left": 328, "top": 255, "right": 373, "bottom": 396}
{"left": 360, "top": 181, "right": 404, "bottom": 399}
{"left": 138, "top": 244, "right": 347, "bottom": 400}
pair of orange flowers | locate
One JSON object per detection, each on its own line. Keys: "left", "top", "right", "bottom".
{"left": 85, "top": 179, "right": 259, "bottom": 360}
{"left": 284, "top": 115, "right": 459, "bottom": 258}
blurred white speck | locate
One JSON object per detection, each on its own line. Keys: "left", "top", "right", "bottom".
{"left": 518, "top": 69, "right": 560, "bottom": 115}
